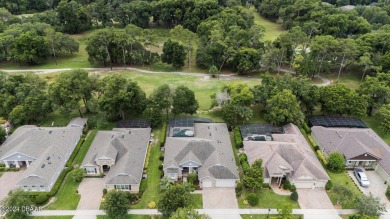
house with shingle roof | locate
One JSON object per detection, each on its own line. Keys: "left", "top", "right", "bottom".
{"left": 0, "top": 122, "right": 83, "bottom": 192}
{"left": 81, "top": 128, "right": 151, "bottom": 192}
{"left": 163, "top": 123, "right": 238, "bottom": 188}
{"left": 312, "top": 126, "right": 390, "bottom": 184}
{"left": 244, "top": 123, "right": 329, "bottom": 189}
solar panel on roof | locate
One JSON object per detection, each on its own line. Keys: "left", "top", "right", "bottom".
{"left": 309, "top": 116, "right": 367, "bottom": 128}
{"left": 116, "top": 119, "right": 151, "bottom": 128}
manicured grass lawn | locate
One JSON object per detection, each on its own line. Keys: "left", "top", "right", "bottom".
{"left": 46, "top": 175, "right": 81, "bottom": 210}
{"left": 190, "top": 194, "right": 203, "bottom": 209}
{"left": 238, "top": 189, "right": 300, "bottom": 209}
{"left": 131, "top": 129, "right": 162, "bottom": 209}
{"left": 99, "top": 71, "right": 261, "bottom": 111}
{"left": 326, "top": 170, "right": 363, "bottom": 209}
{"left": 73, "top": 130, "right": 97, "bottom": 165}
{"left": 321, "top": 71, "right": 361, "bottom": 89}
{"left": 362, "top": 116, "right": 390, "bottom": 145}
{"left": 252, "top": 7, "right": 285, "bottom": 41}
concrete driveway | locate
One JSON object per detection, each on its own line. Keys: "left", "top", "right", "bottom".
{"left": 76, "top": 177, "right": 105, "bottom": 210}
{"left": 202, "top": 188, "right": 241, "bottom": 219}
{"left": 297, "top": 189, "right": 334, "bottom": 209}
{"left": 0, "top": 170, "right": 25, "bottom": 202}
{"left": 348, "top": 170, "right": 390, "bottom": 208}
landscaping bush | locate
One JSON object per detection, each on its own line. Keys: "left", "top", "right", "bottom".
{"left": 247, "top": 193, "right": 258, "bottom": 206}
{"left": 314, "top": 146, "right": 320, "bottom": 151}
{"left": 242, "top": 161, "right": 250, "bottom": 173}
{"left": 282, "top": 181, "right": 291, "bottom": 190}
{"left": 66, "top": 137, "right": 85, "bottom": 167}
{"left": 325, "top": 180, "right": 333, "bottom": 191}
{"left": 0, "top": 163, "right": 5, "bottom": 167}
{"left": 303, "top": 123, "right": 311, "bottom": 134}
{"left": 349, "top": 214, "right": 371, "bottom": 219}
{"left": 158, "top": 164, "right": 163, "bottom": 170}
{"left": 289, "top": 184, "right": 296, "bottom": 192}
{"left": 299, "top": 128, "right": 306, "bottom": 136}
{"left": 159, "top": 154, "right": 164, "bottom": 161}
{"left": 262, "top": 183, "right": 270, "bottom": 189}
{"left": 235, "top": 182, "right": 243, "bottom": 197}
{"left": 148, "top": 201, "right": 156, "bottom": 209}
{"left": 0, "top": 167, "right": 6, "bottom": 172}
{"left": 34, "top": 194, "right": 49, "bottom": 205}
{"left": 317, "top": 150, "right": 328, "bottom": 165}
{"left": 187, "top": 172, "right": 197, "bottom": 185}
{"left": 239, "top": 153, "right": 247, "bottom": 164}
{"left": 160, "top": 123, "right": 167, "bottom": 147}
{"left": 48, "top": 167, "right": 73, "bottom": 197}
{"left": 290, "top": 191, "right": 298, "bottom": 201}
{"left": 140, "top": 179, "right": 147, "bottom": 195}
{"left": 386, "top": 186, "right": 390, "bottom": 200}
{"left": 234, "top": 127, "right": 243, "bottom": 148}
{"left": 103, "top": 188, "right": 108, "bottom": 196}
{"left": 307, "top": 135, "right": 316, "bottom": 147}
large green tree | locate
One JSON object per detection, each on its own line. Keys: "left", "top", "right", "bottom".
{"left": 1, "top": 189, "right": 34, "bottom": 219}
{"left": 172, "top": 86, "right": 199, "bottom": 116}
{"left": 355, "top": 193, "right": 386, "bottom": 216}
{"left": 162, "top": 39, "right": 186, "bottom": 69}
{"left": 102, "top": 190, "right": 129, "bottom": 219}
{"left": 357, "top": 75, "right": 390, "bottom": 116}
{"left": 243, "top": 159, "right": 263, "bottom": 192}
{"left": 56, "top": 0, "right": 91, "bottom": 34}
{"left": 265, "top": 89, "right": 304, "bottom": 125}
{"left": 149, "top": 84, "right": 172, "bottom": 121}
{"left": 327, "top": 152, "right": 345, "bottom": 172}
{"left": 320, "top": 84, "right": 367, "bottom": 117}
{"left": 98, "top": 75, "right": 147, "bottom": 120}
{"left": 49, "top": 69, "right": 93, "bottom": 114}
{"left": 157, "top": 184, "right": 191, "bottom": 217}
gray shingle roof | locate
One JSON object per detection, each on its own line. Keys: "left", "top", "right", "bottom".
{"left": 312, "top": 126, "right": 390, "bottom": 176}
{"left": 0, "top": 125, "right": 83, "bottom": 188}
{"left": 67, "top": 117, "right": 88, "bottom": 128}
{"left": 244, "top": 123, "right": 329, "bottom": 181}
{"left": 163, "top": 123, "right": 238, "bottom": 180}
{"left": 81, "top": 128, "right": 151, "bottom": 185}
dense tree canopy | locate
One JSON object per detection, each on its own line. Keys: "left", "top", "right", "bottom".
{"left": 102, "top": 190, "right": 129, "bottom": 219}
{"left": 157, "top": 184, "right": 191, "bottom": 217}
{"left": 1, "top": 189, "right": 34, "bottom": 219}
{"left": 172, "top": 86, "right": 199, "bottom": 115}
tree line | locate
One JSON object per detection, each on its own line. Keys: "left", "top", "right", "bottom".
{"left": 0, "top": 70, "right": 199, "bottom": 127}
{"left": 212, "top": 72, "right": 390, "bottom": 133}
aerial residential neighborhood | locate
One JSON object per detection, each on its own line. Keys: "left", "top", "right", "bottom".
{"left": 0, "top": 0, "right": 390, "bottom": 218}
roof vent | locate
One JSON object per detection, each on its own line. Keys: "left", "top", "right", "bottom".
{"left": 48, "top": 162, "right": 51, "bottom": 165}
{"left": 122, "top": 135, "right": 124, "bottom": 138}
{"left": 47, "top": 156, "right": 50, "bottom": 160}
{"left": 208, "top": 126, "right": 210, "bottom": 129}
{"left": 41, "top": 164, "right": 45, "bottom": 168}
{"left": 129, "top": 130, "right": 131, "bottom": 134}
{"left": 49, "top": 131, "right": 52, "bottom": 134}
{"left": 209, "top": 133, "right": 211, "bottom": 136}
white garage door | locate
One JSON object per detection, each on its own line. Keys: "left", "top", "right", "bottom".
{"left": 293, "top": 181, "right": 316, "bottom": 189}
{"left": 202, "top": 179, "right": 213, "bottom": 188}
{"left": 215, "top": 180, "right": 236, "bottom": 187}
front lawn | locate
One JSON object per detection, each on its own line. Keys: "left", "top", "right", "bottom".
{"left": 97, "top": 215, "right": 155, "bottom": 219}
{"left": 190, "top": 194, "right": 203, "bottom": 209}
{"left": 29, "top": 217, "right": 73, "bottom": 219}
{"left": 326, "top": 170, "right": 363, "bottom": 209}
{"left": 241, "top": 215, "right": 302, "bottom": 219}
{"left": 46, "top": 174, "right": 80, "bottom": 210}
{"left": 238, "top": 189, "right": 300, "bottom": 209}
{"left": 131, "top": 129, "right": 162, "bottom": 209}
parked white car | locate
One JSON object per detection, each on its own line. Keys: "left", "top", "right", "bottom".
{"left": 354, "top": 168, "right": 370, "bottom": 187}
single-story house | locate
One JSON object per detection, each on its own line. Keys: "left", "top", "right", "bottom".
{"left": 163, "top": 123, "right": 238, "bottom": 188}
{"left": 81, "top": 128, "right": 151, "bottom": 193}
{"left": 0, "top": 124, "right": 83, "bottom": 192}
{"left": 244, "top": 123, "right": 329, "bottom": 189}
{"left": 312, "top": 126, "right": 390, "bottom": 184}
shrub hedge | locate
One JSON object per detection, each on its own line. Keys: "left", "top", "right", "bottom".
{"left": 282, "top": 181, "right": 291, "bottom": 190}
{"left": 234, "top": 127, "right": 243, "bottom": 148}
{"left": 289, "top": 184, "right": 296, "bottom": 192}
{"left": 386, "top": 186, "right": 390, "bottom": 200}
{"left": 239, "top": 153, "right": 247, "bottom": 164}
{"left": 140, "top": 179, "right": 147, "bottom": 195}
{"left": 48, "top": 167, "right": 73, "bottom": 197}
{"left": 290, "top": 191, "right": 298, "bottom": 201}
{"left": 314, "top": 146, "right": 320, "bottom": 151}
{"left": 317, "top": 150, "right": 328, "bottom": 165}
{"left": 247, "top": 193, "right": 258, "bottom": 206}
{"left": 34, "top": 194, "right": 49, "bottom": 205}
{"left": 242, "top": 161, "right": 250, "bottom": 173}
{"left": 303, "top": 123, "right": 311, "bottom": 134}
{"left": 235, "top": 182, "right": 243, "bottom": 196}
{"left": 66, "top": 136, "right": 86, "bottom": 167}
{"left": 307, "top": 135, "right": 316, "bottom": 147}
{"left": 325, "top": 180, "right": 332, "bottom": 191}
{"left": 160, "top": 123, "right": 167, "bottom": 147}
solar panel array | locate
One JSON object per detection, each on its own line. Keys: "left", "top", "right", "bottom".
{"left": 239, "top": 124, "right": 283, "bottom": 139}
{"left": 309, "top": 116, "right": 367, "bottom": 128}
{"left": 169, "top": 117, "right": 212, "bottom": 128}
{"left": 116, "top": 119, "right": 151, "bottom": 128}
